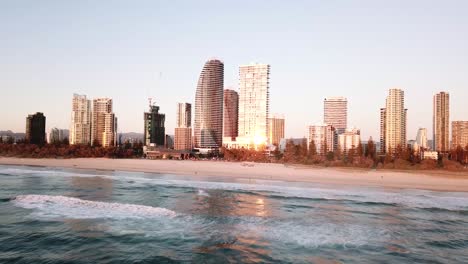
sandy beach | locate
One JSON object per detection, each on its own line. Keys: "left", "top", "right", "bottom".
{"left": 1, "top": 157, "right": 468, "bottom": 192}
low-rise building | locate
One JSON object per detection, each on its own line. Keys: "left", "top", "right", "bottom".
{"left": 422, "top": 151, "right": 438, "bottom": 160}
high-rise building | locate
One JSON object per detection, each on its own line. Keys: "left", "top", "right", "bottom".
{"left": 49, "top": 128, "right": 68, "bottom": 144}
{"left": 194, "top": 59, "right": 224, "bottom": 149}
{"left": 414, "top": 128, "right": 428, "bottom": 151}
{"left": 174, "top": 102, "right": 192, "bottom": 151}
{"left": 92, "top": 98, "right": 117, "bottom": 147}
{"left": 238, "top": 63, "right": 270, "bottom": 146}
{"left": 338, "top": 128, "right": 361, "bottom": 154}
{"left": 177, "top": 103, "right": 191, "bottom": 128}
{"left": 26, "top": 112, "right": 46, "bottom": 145}
{"left": 380, "top": 88, "right": 407, "bottom": 153}
{"left": 433, "top": 92, "right": 450, "bottom": 152}
{"left": 268, "top": 115, "right": 285, "bottom": 146}
{"left": 223, "top": 89, "right": 239, "bottom": 140}
{"left": 144, "top": 103, "right": 165, "bottom": 147}
{"left": 452, "top": 121, "right": 468, "bottom": 149}
{"left": 308, "top": 123, "right": 335, "bottom": 155}
{"left": 70, "top": 94, "right": 92, "bottom": 145}
{"left": 379, "top": 108, "right": 386, "bottom": 154}
{"left": 324, "top": 97, "right": 347, "bottom": 134}
{"left": 174, "top": 128, "right": 192, "bottom": 150}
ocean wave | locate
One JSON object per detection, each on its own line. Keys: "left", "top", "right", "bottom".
{"left": 131, "top": 178, "right": 468, "bottom": 211}
{"left": 4, "top": 165, "right": 468, "bottom": 211}
{"left": 0, "top": 166, "right": 106, "bottom": 179}
{"left": 12, "top": 195, "right": 176, "bottom": 219}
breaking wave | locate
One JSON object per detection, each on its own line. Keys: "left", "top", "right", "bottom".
{"left": 3, "top": 165, "right": 467, "bottom": 211}
{"left": 13, "top": 195, "right": 176, "bottom": 219}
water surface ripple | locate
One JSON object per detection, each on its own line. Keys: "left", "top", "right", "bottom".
{"left": 0, "top": 165, "right": 467, "bottom": 263}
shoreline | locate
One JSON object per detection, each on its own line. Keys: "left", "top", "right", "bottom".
{"left": 1, "top": 157, "right": 468, "bottom": 192}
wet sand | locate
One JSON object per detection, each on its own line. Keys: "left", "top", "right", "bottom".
{"left": 1, "top": 157, "right": 467, "bottom": 192}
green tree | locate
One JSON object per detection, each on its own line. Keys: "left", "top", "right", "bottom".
{"left": 308, "top": 140, "right": 317, "bottom": 159}
{"left": 365, "top": 137, "right": 376, "bottom": 160}
{"left": 334, "top": 144, "right": 342, "bottom": 161}
{"left": 300, "top": 138, "right": 308, "bottom": 159}
{"left": 356, "top": 140, "right": 363, "bottom": 157}
{"left": 284, "top": 139, "right": 296, "bottom": 162}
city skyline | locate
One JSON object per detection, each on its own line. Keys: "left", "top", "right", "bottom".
{"left": 1, "top": 1, "right": 468, "bottom": 140}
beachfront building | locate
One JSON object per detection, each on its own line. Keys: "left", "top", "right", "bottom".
{"left": 237, "top": 63, "right": 270, "bottom": 148}
{"left": 380, "top": 88, "right": 407, "bottom": 154}
{"left": 194, "top": 59, "right": 224, "bottom": 151}
{"left": 177, "top": 103, "right": 191, "bottom": 128}
{"left": 324, "top": 97, "right": 347, "bottom": 135}
{"left": 144, "top": 102, "right": 165, "bottom": 147}
{"left": 338, "top": 128, "right": 361, "bottom": 154}
{"left": 26, "top": 112, "right": 46, "bottom": 145}
{"left": 433, "top": 92, "right": 450, "bottom": 152}
{"left": 422, "top": 151, "right": 439, "bottom": 160}
{"left": 174, "top": 102, "right": 192, "bottom": 151}
{"left": 70, "top": 94, "right": 92, "bottom": 145}
{"left": 413, "top": 128, "right": 428, "bottom": 152}
{"left": 92, "top": 98, "right": 117, "bottom": 147}
{"left": 49, "top": 128, "right": 68, "bottom": 144}
{"left": 223, "top": 89, "right": 239, "bottom": 141}
{"left": 308, "top": 123, "right": 335, "bottom": 155}
{"left": 452, "top": 121, "right": 468, "bottom": 149}
{"left": 268, "top": 114, "right": 285, "bottom": 146}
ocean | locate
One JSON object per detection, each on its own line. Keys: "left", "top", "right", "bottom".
{"left": 0, "top": 165, "right": 467, "bottom": 263}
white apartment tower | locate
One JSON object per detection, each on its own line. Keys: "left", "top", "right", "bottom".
{"left": 308, "top": 123, "right": 336, "bottom": 155}
{"left": 414, "top": 128, "right": 428, "bottom": 151}
{"left": 380, "top": 88, "right": 407, "bottom": 153}
{"left": 238, "top": 63, "right": 270, "bottom": 146}
{"left": 324, "top": 97, "right": 347, "bottom": 134}
{"left": 92, "top": 98, "right": 117, "bottom": 147}
{"left": 338, "top": 128, "right": 361, "bottom": 154}
{"left": 70, "top": 94, "right": 92, "bottom": 145}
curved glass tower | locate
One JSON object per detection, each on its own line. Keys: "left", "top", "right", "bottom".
{"left": 194, "top": 59, "right": 224, "bottom": 149}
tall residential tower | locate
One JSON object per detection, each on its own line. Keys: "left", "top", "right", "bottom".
{"left": 324, "top": 97, "right": 347, "bottom": 134}
{"left": 433, "top": 92, "right": 450, "bottom": 152}
{"left": 26, "top": 112, "right": 46, "bottom": 145}
{"left": 268, "top": 115, "right": 285, "bottom": 146}
{"left": 174, "top": 102, "right": 192, "bottom": 150}
{"left": 380, "top": 88, "right": 407, "bottom": 153}
{"left": 223, "top": 89, "right": 239, "bottom": 141}
{"left": 70, "top": 94, "right": 92, "bottom": 145}
{"left": 194, "top": 59, "right": 224, "bottom": 149}
{"left": 92, "top": 98, "right": 117, "bottom": 147}
{"left": 238, "top": 63, "right": 270, "bottom": 146}
{"left": 144, "top": 102, "right": 166, "bottom": 147}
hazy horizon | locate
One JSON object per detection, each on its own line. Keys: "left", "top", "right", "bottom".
{"left": 1, "top": 0, "right": 467, "bottom": 140}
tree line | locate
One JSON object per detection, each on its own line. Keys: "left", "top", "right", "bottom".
{"left": 0, "top": 138, "right": 143, "bottom": 159}
{"left": 222, "top": 138, "right": 468, "bottom": 171}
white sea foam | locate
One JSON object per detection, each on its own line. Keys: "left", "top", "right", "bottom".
{"left": 197, "top": 190, "right": 210, "bottom": 197}
{"left": 0, "top": 166, "right": 105, "bottom": 179}
{"left": 4, "top": 165, "right": 468, "bottom": 211}
{"left": 127, "top": 178, "right": 468, "bottom": 211}
{"left": 13, "top": 195, "right": 176, "bottom": 219}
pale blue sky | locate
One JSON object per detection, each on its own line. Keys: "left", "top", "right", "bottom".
{"left": 1, "top": 0, "right": 467, "bottom": 140}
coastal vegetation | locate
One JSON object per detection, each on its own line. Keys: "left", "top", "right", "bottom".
{"left": 1, "top": 137, "right": 467, "bottom": 171}
{"left": 0, "top": 139, "right": 143, "bottom": 159}
{"left": 222, "top": 138, "right": 468, "bottom": 171}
